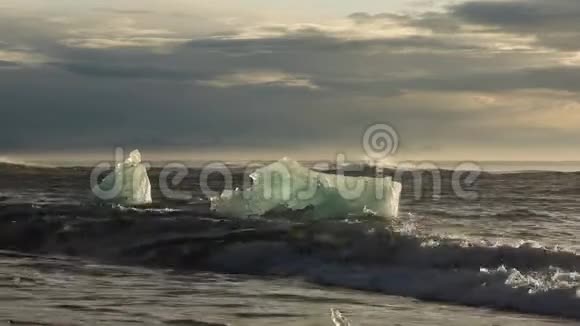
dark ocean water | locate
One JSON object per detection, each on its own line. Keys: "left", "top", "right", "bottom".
{"left": 1, "top": 161, "right": 579, "bottom": 325}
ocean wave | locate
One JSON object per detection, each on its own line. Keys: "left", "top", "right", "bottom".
{"left": 112, "top": 205, "right": 185, "bottom": 214}
{"left": 1, "top": 206, "right": 580, "bottom": 319}
{"left": 191, "top": 228, "right": 580, "bottom": 319}
{"left": 423, "top": 207, "right": 565, "bottom": 221}
{"left": 302, "top": 263, "right": 580, "bottom": 319}
{"left": 0, "top": 157, "right": 55, "bottom": 169}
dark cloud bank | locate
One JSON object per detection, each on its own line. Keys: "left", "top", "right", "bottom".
{"left": 2, "top": 0, "right": 580, "bottom": 159}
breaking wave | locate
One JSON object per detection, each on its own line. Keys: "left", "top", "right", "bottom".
{"left": 1, "top": 202, "right": 579, "bottom": 319}
{"left": 0, "top": 157, "right": 55, "bottom": 169}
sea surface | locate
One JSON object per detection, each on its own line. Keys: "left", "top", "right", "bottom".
{"left": 1, "top": 160, "right": 580, "bottom": 325}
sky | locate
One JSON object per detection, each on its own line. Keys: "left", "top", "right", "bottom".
{"left": 2, "top": 0, "right": 580, "bottom": 161}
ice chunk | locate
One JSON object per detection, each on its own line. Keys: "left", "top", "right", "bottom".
{"left": 330, "top": 308, "right": 352, "bottom": 326}
{"left": 210, "top": 158, "right": 401, "bottom": 219}
{"left": 93, "top": 150, "right": 152, "bottom": 205}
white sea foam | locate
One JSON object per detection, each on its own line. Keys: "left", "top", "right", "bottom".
{"left": 480, "top": 265, "right": 580, "bottom": 294}
{"left": 0, "top": 157, "right": 54, "bottom": 168}
{"left": 113, "top": 205, "right": 183, "bottom": 214}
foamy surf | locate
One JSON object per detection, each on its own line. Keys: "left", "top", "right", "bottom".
{"left": 0, "top": 157, "right": 54, "bottom": 168}
{"left": 196, "top": 224, "right": 580, "bottom": 319}
{"left": 1, "top": 202, "right": 579, "bottom": 320}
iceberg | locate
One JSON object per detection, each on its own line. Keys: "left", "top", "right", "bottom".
{"left": 93, "top": 150, "right": 152, "bottom": 205}
{"left": 210, "top": 158, "right": 401, "bottom": 219}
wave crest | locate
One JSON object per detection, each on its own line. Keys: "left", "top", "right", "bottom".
{"left": 1, "top": 204, "right": 580, "bottom": 319}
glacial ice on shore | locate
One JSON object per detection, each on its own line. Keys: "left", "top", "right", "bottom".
{"left": 210, "top": 158, "right": 401, "bottom": 219}
{"left": 93, "top": 150, "right": 152, "bottom": 205}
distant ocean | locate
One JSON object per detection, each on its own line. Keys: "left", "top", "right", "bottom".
{"left": 1, "top": 159, "right": 579, "bottom": 325}
{"left": 6, "top": 157, "right": 580, "bottom": 172}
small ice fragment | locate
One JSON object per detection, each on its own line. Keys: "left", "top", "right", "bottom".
{"left": 330, "top": 308, "right": 351, "bottom": 326}
{"left": 93, "top": 149, "right": 152, "bottom": 205}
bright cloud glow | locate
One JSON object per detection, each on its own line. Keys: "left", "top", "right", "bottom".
{"left": 198, "top": 70, "right": 320, "bottom": 90}
{"left": 0, "top": 49, "right": 48, "bottom": 66}
{"left": 61, "top": 17, "right": 189, "bottom": 50}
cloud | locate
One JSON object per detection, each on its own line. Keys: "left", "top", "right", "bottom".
{"left": 92, "top": 8, "right": 153, "bottom": 15}
{"left": 451, "top": 0, "right": 578, "bottom": 28}
{"left": 186, "top": 26, "right": 482, "bottom": 57}
{"left": 198, "top": 70, "right": 319, "bottom": 90}
{"left": 61, "top": 37, "right": 189, "bottom": 49}
{"left": 54, "top": 62, "right": 320, "bottom": 92}
{"left": 61, "top": 17, "right": 188, "bottom": 50}
{"left": 450, "top": 0, "right": 580, "bottom": 50}
{"left": 400, "top": 66, "right": 580, "bottom": 93}
{"left": 2, "top": 1, "right": 580, "bottom": 159}
{"left": 348, "top": 12, "right": 413, "bottom": 24}
{"left": 54, "top": 62, "right": 206, "bottom": 80}
{"left": 0, "top": 49, "right": 48, "bottom": 66}
{"left": 0, "top": 60, "right": 19, "bottom": 68}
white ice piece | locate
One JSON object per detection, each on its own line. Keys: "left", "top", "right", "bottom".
{"left": 330, "top": 308, "right": 352, "bottom": 326}
{"left": 210, "top": 158, "right": 401, "bottom": 219}
{"left": 93, "top": 150, "right": 152, "bottom": 205}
